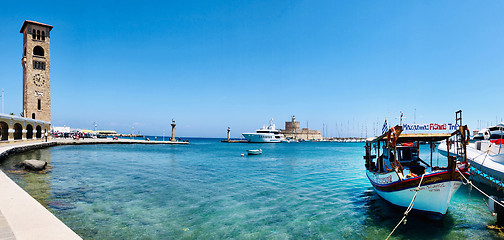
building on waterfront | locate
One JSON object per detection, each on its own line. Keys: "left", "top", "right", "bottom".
{"left": 0, "top": 113, "right": 51, "bottom": 143}
{"left": 20, "top": 20, "right": 53, "bottom": 122}
{"left": 280, "top": 116, "right": 322, "bottom": 141}
{"left": 0, "top": 20, "right": 53, "bottom": 143}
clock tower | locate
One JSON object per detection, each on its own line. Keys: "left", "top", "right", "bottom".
{"left": 20, "top": 20, "right": 53, "bottom": 122}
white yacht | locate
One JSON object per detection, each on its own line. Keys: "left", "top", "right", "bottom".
{"left": 242, "top": 119, "right": 285, "bottom": 143}
{"left": 438, "top": 122, "right": 504, "bottom": 189}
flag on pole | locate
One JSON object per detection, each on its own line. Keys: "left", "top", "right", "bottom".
{"left": 382, "top": 118, "right": 389, "bottom": 135}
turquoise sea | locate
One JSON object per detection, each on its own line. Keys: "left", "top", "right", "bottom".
{"left": 0, "top": 139, "right": 501, "bottom": 239}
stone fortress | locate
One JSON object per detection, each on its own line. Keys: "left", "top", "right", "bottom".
{"left": 281, "top": 116, "right": 322, "bottom": 141}
{"left": 0, "top": 20, "right": 52, "bottom": 143}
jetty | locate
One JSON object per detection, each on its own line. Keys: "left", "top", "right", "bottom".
{"left": 220, "top": 127, "right": 248, "bottom": 143}
{"left": 221, "top": 139, "right": 248, "bottom": 143}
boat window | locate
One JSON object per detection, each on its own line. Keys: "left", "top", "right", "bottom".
{"left": 399, "top": 148, "right": 412, "bottom": 161}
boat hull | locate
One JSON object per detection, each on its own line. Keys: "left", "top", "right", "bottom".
{"left": 242, "top": 133, "right": 283, "bottom": 143}
{"left": 465, "top": 144, "right": 504, "bottom": 187}
{"left": 247, "top": 150, "right": 262, "bottom": 155}
{"left": 367, "top": 170, "right": 462, "bottom": 216}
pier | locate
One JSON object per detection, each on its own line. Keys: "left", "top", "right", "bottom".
{"left": 221, "top": 139, "right": 249, "bottom": 143}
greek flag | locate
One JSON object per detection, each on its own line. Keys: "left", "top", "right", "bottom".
{"left": 382, "top": 119, "right": 388, "bottom": 135}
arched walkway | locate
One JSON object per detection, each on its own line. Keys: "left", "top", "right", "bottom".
{"left": 0, "top": 121, "right": 8, "bottom": 141}
{"left": 14, "top": 123, "right": 23, "bottom": 140}
{"left": 36, "top": 125, "right": 42, "bottom": 139}
{"left": 26, "top": 124, "right": 34, "bottom": 139}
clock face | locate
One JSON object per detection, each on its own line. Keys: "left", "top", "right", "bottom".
{"left": 33, "top": 73, "right": 46, "bottom": 87}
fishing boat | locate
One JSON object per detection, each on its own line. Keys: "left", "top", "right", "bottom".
{"left": 246, "top": 149, "right": 262, "bottom": 155}
{"left": 364, "top": 123, "right": 470, "bottom": 218}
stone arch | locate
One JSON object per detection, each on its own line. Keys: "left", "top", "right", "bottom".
{"left": 0, "top": 121, "right": 8, "bottom": 141}
{"left": 13, "top": 123, "right": 23, "bottom": 140}
{"left": 33, "top": 46, "right": 44, "bottom": 57}
{"left": 36, "top": 125, "right": 42, "bottom": 138}
{"left": 26, "top": 124, "right": 34, "bottom": 139}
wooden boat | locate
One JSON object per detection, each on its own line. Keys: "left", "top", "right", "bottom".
{"left": 364, "top": 124, "right": 470, "bottom": 218}
{"left": 247, "top": 149, "right": 262, "bottom": 155}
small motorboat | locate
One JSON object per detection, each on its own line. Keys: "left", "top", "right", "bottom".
{"left": 247, "top": 149, "right": 262, "bottom": 155}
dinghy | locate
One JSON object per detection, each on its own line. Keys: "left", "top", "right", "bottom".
{"left": 247, "top": 149, "right": 262, "bottom": 155}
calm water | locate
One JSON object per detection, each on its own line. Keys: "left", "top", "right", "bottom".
{"left": 0, "top": 139, "right": 501, "bottom": 239}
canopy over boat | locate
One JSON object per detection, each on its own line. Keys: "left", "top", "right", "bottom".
{"left": 366, "top": 126, "right": 455, "bottom": 143}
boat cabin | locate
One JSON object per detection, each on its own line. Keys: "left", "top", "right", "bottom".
{"left": 365, "top": 126, "right": 461, "bottom": 179}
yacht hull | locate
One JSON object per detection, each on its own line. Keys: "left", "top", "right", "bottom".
{"left": 242, "top": 133, "right": 282, "bottom": 143}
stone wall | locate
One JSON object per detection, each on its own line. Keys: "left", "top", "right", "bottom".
{"left": 281, "top": 129, "right": 322, "bottom": 141}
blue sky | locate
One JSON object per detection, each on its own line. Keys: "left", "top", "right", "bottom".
{"left": 1, "top": 1, "right": 504, "bottom": 137}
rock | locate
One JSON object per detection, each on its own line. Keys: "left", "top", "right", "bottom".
{"left": 22, "top": 160, "right": 47, "bottom": 171}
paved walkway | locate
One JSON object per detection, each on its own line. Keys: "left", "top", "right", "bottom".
{"left": 0, "top": 140, "right": 82, "bottom": 239}
{"left": 0, "top": 210, "right": 15, "bottom": 240}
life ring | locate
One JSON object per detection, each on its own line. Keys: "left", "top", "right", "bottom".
{"left": 463, "top": 127, "right": 470, "bottom": 144}
{"left": 387, "top": 127, "right": 397, "bottom": 146}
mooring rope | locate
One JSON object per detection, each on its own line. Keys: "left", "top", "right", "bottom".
{"left": 457, "top": 169, "right": 504, "bottom": 209}
{"left": 481, "top": 145, "right": 491, "bottom": 166}
{"left": 385, "top": 174, "right": 425, "bottom": 240}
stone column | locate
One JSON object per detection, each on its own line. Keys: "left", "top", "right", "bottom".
{"left": 171, "top": 120, "right": 176, "bottom": 142}
{"left": 8, "top": 128, "right": 14, "bottom": 141}
{"left": 227, "top": 127, "right": 231, "bottom": 141}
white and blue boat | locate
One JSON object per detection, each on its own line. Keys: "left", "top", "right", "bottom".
{"left": 364, "top": 125, "right": 470, "bottom": 218}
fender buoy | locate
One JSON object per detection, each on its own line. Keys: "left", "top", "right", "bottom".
{"left": 464, "top": 127, "right": 470, "bottom": 144}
